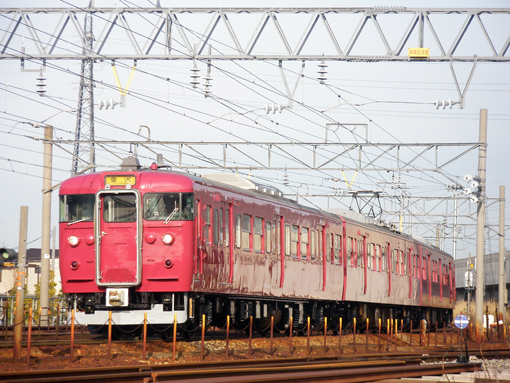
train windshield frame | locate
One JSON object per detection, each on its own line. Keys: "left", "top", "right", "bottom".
{"left": 59, "top": 194, "right": 95, "bottom": 223}
{"left": 143, "top": 192, "right": 194, "bottom": 221}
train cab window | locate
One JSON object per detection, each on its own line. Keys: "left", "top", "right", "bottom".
{"left": 310, "top": 230, "right": 316, "bottom": 260}
{"left": 143, "top": 192, "right": 194, "bottom": 221}
{"left": 301, "top": 227, "right": 309, "bottom": 260}
{"left": 291, "top": 225, "right": 299, "bottom": 259}
{"left": 235, "top": 214, "right": 241, "bottom": 248}
{"left": 103, "top": 194, "right": 136, "bottom": 222}
{"left": 254, "top": 217, "right": 263, "bottom": 253}
{"left": 334, "top": 235, "right": 341, "bottom": 265}
{"left": 242, "top": 214, "right": 252, "bottom": 252}
{"left": 285, "top": 225, "right": 291, "bottom": 257}
{"left": 60, "top": 194, "right": 94, "bottom": 223}
{"left": 265, "top": 221, "right": 272, "bottom": 253}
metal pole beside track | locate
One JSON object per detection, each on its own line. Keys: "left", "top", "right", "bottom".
{"left": 249, "top": 316, "right": 253, "bottom": 356}
{"left": 226, "top": 315, "right": 230, "bottom": 358}
{"left": 173, "top": 314, "right": 177, "bottom": 361}
{"left": 201, "top": 314, "right": 206, "bottom": 360}
{"left": 143, "top": 313, "right": 147, "bottom": 360}
{"left": 27, "top": 307, "right": 33, "bottom": 364}
{"left": 324, "top": 317, "right": 327, "bottom": 353}
{"left": 270, "top": 316, "right": 274, "bottom": 356}
{"left": 108, "top": 311, "right": 112, "bottom": 360}
{"left": 378, "top": 319, "right": 381, "bottom": 352}
{"left": 289, "top": 316, "right": 293, "bottom": 355}
{"left": 366, "top": 318, "right": 369, "bottom": 353}
{"left": 70, "top": 309, "right": 75, "bottom": 363}
{"left": 475, "top": 109, "right": 488, "bottom": 341}
{"left": 339, "top": 317, "right": 342, "bottom": 355}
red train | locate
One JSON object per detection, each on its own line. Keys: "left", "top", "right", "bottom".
{"left": 59, "top": 155, "right": 455, "bottom": 337}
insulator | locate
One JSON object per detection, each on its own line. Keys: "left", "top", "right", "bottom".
{"left": 317, "top": 57, "right": 327, "bottom": 84}
{"left": 190, "top": 61, "right": 200, "bottom": 88}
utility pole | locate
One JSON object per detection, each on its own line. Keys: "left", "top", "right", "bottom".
{"left": 499, "top": 185, "right": 506, "bottom": 321}
{"left": 475, "top": 109, "right": 487, "bottom": 340}
{"left": 39, "top": 124, "right": 53, "bottom": 327}
{"left": 13, "top": 206, "right": 28, "bottom": 360}
{"left": 72, "top": 7, "right": 95, "bottom": 175}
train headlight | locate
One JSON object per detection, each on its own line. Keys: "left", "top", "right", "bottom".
{"left": 162, "top": 233, "right": 175, "bottom": 245}
{"left": 68, "top": 236, "right": 81, "bottom": 247}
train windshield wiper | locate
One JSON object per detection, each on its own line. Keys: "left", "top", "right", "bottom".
{"left": 67, "top": 217, "right": 91, "bottom": 226}
{"left": 164, "top": 207, "right": 179, "bottom": 224}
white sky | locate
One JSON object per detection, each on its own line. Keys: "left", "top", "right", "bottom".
{"left": 0, "top": 0, "right": 509, "bottom": 261}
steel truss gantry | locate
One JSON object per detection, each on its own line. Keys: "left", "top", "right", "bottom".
{"left": 0, "top": 7, "right": 509, "bottom": 62}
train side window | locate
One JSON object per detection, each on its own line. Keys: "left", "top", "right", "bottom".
{"left": 401, "top": 251, "right": 405, "bottom": 276}
{"left": 254, "top": 216, "right": 263, "bottom": 253}
{"left": 285, "top": 225, "right": 291, "bottom": 257}
{"left": 318, "top": 228, "right": 323, "bottom": 261}
{"left": 381, "top": 245, "right": 386, "bottom": 272}
{"left": 203, "top": 205, "right": 211, "bottom": 244}
{"left": 326, "top": 234, "right": 331, "bottom": 263}
{"left": 376, "top": 245, "right": 381, "bottom": 271}
{"left": 334, "top": 235, "right": 341, "bottom": 265}
{"left": 291, "top": 225, "right": 299, "bottom": 259}
{"left": 347, "top": 237, "right": 352, "bottom": 266}
{"left": 310, "top": 230, "right": 316, "bottom": 260}
{"left": 219, "top": 208, "right": 224, "bottom": 246}
{"left": 358, "top": 239, "right": 364, "bottom": 269}
{"left": 225, "top": 209, "right": 230, "bottom": 247}
{"left": 242, "top": 214, "right": 252, "bottom": 252}
{"left": 265, "top": 221, "right": 272, "bottom": 253}
{"left": 422, "top": 256, "right": 427, "bottom": 280}
{"left": 213, "top": 209, "right": 219, "bottom": 245}
{"left": 367, "top": 243, "right": 373, "bottom": 270}
{"left": 235, "top": 214, "right": 241, "bottom": 249}
{"left": 301, "top": 227, "right": 309, "bottom": 260}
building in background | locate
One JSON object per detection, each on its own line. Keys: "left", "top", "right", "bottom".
{"left": 455, "top": 251, "right": 510, "bottom": 305}
{"left": 0, "top": 248, "right": 60, "bottom": 297}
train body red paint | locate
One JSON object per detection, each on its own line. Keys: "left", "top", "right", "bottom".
{"left": 59, "top": 157, "right": 455, "bottom": 337}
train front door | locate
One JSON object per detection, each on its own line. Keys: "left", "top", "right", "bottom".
{"left": 96, "top": 190, "right": 141, "bottom": 287}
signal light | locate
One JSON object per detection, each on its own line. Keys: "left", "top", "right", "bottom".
{"left": 0, "top": 247, "right": 17, "bottom": 267}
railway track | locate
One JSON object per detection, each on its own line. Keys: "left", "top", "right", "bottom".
{"left": 0, "top": 356, "right": 481, "bottom": 383}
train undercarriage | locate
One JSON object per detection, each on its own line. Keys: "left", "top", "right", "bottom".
{"left": 69, "top": 290, "right": 453, "bottom": 339}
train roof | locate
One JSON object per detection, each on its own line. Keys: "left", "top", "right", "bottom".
{"left": 63, "top": 156, "right": 444, "bottom": 255}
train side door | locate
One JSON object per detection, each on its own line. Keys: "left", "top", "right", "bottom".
{"left": 96, "top": 190, "right": 141, "bottom": 286}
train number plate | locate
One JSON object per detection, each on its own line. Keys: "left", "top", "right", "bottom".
{"left": 105, "top": 175, "right": 136, "bottom": 186}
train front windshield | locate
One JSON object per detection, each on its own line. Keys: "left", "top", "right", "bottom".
{"left": 143, "top": 192, "right": 194, "bottom": 221}
{"left": 60, "top": 194, "right": 94, "bottom": 223}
